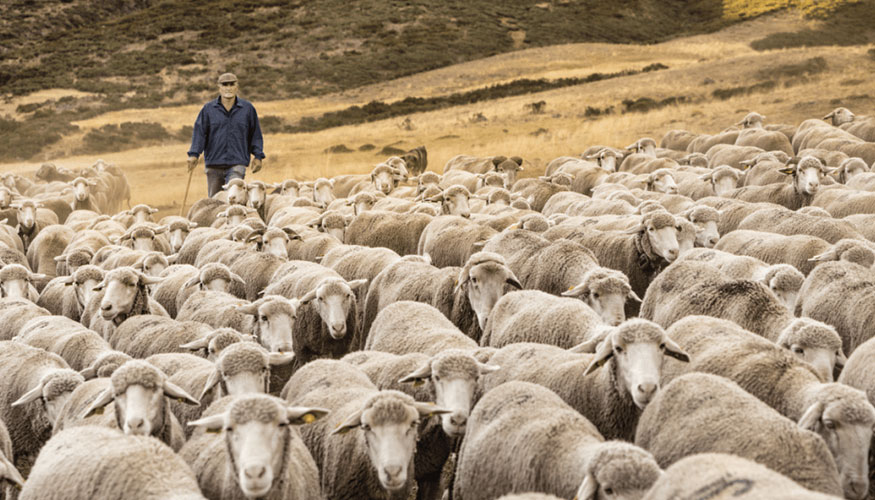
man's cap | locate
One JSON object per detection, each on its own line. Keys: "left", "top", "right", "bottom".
{"left": 218, "top": 73, "right": 238, "bottom": 84}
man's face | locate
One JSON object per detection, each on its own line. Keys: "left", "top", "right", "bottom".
{"left": 219, "top": 81, "right": 238, "bottom": 100}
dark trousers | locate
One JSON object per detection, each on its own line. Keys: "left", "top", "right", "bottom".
{"left": 205, "top": 165, "right": 246, "bottom": 198}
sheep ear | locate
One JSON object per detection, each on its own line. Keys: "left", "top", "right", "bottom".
{"left": 180, "top": 337, "right": 210, "bottom": 351}
{"left": 778, "top": 167, "right": 796, "bottom": 175}
{"left": 698, "top": 172, "right": 713, "bottom": 181}
{"left": 188, "top": 413, "right": 226, "bottom": 433}
{"left": 477, "top": 362, "right": 500, "bottom": 376}
{"left": 299, "top": 289, "right": 318, "bottom": 305}
{"left": 583, "top": 335, "right": 614, "bottom": 375}
{"left": 81, "top": 387, "right": 115, "bottom": 418}
{"left": 183, "top": 276, "right": 201, "bottom": 289}
{"left": 60, "top": 275, "right": 75, "bottom": 286}
{"left": 623, "top": 223, "right": 644, "bottom": 235}
{"left": 798, "top": 401, "right": 824, "bottom": 431}
{"left": 413, "top": 402, "right": 452, "bottom": 419}
{"left": 575, "top": 473, "right": 599, "bottom": 500}
{"left": 268, "top": 352, "right": 296, "bottom": 366}
{"left": 662, "top": 337, "right": 690, "bottom": 362}
{"left": 0, "top": 450, "right": 25, "bottom": 489}
{"left": 562, "top": 283, "right": 587, "bottom": 298}
{"left": 166, "top": 253, "right": 178, "bottom": 264}
{"left": 346, "top": 279, "right": 368, "bottom": 292}
{"left": 331, "top": 408, "right": 363, "bottom": 435}
{"left": 235, "top": 301, "right": 260, "bottom": 315}
{"left": 11, "top": 381, "right": 46, "bottom": 408}
{"left": 628, "top": 289, "right": 643, "bottom": 302}
{"left": 79, "top": 366, "right": 98, "bottom": 380}
{"left": 569, "top": 337, "right": 602, "bottom": 354}
{"left": 140, "top": 274, "right": 164, "bottom": 286}
{"left": 164, "top": 380, "right": 199, "bottom": 406}
{"left": 199, "top": 369, "right": 222, "bottom": 401}
{"left": 506, "top": 276, "right": 522, "bottom": 289}
{"left": 808, "top": 250, "right": 834, "bottom": 262}
{"left": 399, "top": 362, "right": 432, "bottom": 385}
{"left": 189, "top": 222, "right": 198, "bottom": 229}
{"left": 230, "top": 272, "right": 246, "bottom": 288}
{"left": 286, "top": 406, "right": 330, "bottom": 426}
{"left": 153, "top": 225, "right": 168, "bottom": 235}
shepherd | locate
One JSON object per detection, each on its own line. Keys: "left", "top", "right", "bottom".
{"left": 186, "top": 72, "right": 265, "bottom": 198}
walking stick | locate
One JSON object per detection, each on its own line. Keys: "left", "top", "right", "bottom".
{"left": 180, "top": 166, "right": 195, "bottom": 217}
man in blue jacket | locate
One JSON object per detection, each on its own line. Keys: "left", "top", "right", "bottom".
{"left": 187, "top": 72, "right": 265, "bottom": 197}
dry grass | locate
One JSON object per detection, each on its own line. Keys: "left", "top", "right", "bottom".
{"left": 1, "top": 12, "right": 873, "bottom": 221}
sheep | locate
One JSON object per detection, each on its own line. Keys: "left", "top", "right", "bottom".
{"left": 0, "top": 263, "right": 45, "bottom": 301}
{"left": 308, "top": 177, "right": 336, "bottom": 208}
{"left": 104, "top": 312, "right": 212, "bottom": 358}
{"left": 544, "top": 157, "right": 611, "bottom": 195}
{"left": 838, "top": 337, "right": 875, "bottom": 497}
{"left": 736, "top": 205, "right": 864, "bottom": 243}
{"left": 25, "top": 222, "right": 72, "bottom": 278}
{"left": 159, "top": 215, "right": 198, "bottom": 253}
{"left": 187, "top": 197, "right": 228, "bottom": 227}
{"left": 341, "top": 349, "right": 495, "bottom": 500}
{"left": 741, "top": 153, "right": 797, "bottom": 186}
{"left": 564, "top": 209, "right": 681, "bottom": 302}
{"left": 640, "top": 260, "right": 791, "bottom": 340}
{"left": 303, "top": 210, "right": 350, "bottom": 243}
{"left": 281, "top": 359, "right": 449, "bottom": 500}
{"left": 510, "top": 173, "right": 571, "bottom": 211}
{"left": 714, "top": 229, "right": 831, "bottom": 275}
{"left": 149, "top": 264, "right": 199, "bottom": 318}
{"left": 19, "top": 425, "right": 206, "bottom": 500}
{"left": 795, "top": 243, "right": 875, "bottom": 355}
{"left": 84, "top": 267, "right": 168, "bottom": 339}
{"left": 345, "top": 210, "right": 434, "bottom": 256}
{"left": 0, "top": 341, "right": 83, "bottom": 470}
{"left": 661, "top": 129, "right": 700, "bottom": 151}
{"left": 676, "top": 164, "right": 742, "bottom": 199}
{"left": 735, "top": 125, "right": 795, "bottom": 156}
{"left": 79, "top": 350, "right": 133, "bottom": 380}
{"left": 365, "top": 301, "right": 481, "bottom": 358}
{"left": 264, "top": 261, "right": 368, "bottom": 369}
{"left": 635, "top": 373, "right": 844, "bottom": 497}
{"left": 115, "top": 203, "right": 159, "bottom": 228}
{"left": 480, "top": 319, "right": 688, "bottom": 441}
{"left": 676, "top": 249, "right": 804, "bottom": 311}
{"left": 775, "top": 317, "right": 846, "bottom": 382}
{"left": 703, "top": 143, "right": 763, "bottom": 169}
{"left": 0, "top": 417, "right": 25, "bottom": 498}
{"left": 679, "top": 205, "right": 720, "bottom": 248}
{"left": 14, "top": 315, "right": 116, "bottom": 371}
{"left": 176, "top": 289, "right": 256, "bottom": 334}
{"left": 645, "top": 453, "right": 843, "bottom": 500}
{"left": 659, "top": 315, "right": 875, "bottom": 499}
{"left": 417, "top": 215, "right": 497, "bottom": 268}
{"left": 0, "top": 297, "right": 49, "bottom": 341}
{"left": 695, "top": 197, "right": 775, "bottom": 235}
{"left": 67, "top": 176, "right": 103, "bottom": 212}
{"left": 177, "top": 394, "right": 325, "bottom": 500}
{"left": 811, "top": 185, "right": 875, "bottom": 218}
{"left": 53, "top": 360, "right": 198, "bottom": 452}
{"left": 453, "top": 380, "right": 661, "bottom": 500}
{"left": 728, "top": 156, "right": 829, "bottom": 210}
{"left": 480, "top": 289, "right": 608, "bottom": 348}
{"left": 363, "top": 251, "right": 521, "bottom": 342}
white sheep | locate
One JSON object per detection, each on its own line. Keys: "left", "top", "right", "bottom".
{"left": 454, "top": 380, "right": 661, "bottom": 500}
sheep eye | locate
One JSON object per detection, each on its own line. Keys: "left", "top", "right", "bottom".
{"left": 659, "top": 343, "right": 666, "bottom": 350}
{"left": 225, "top": 427, "right": 234, "bottom": 432}
{"left": 592, "top": 292, "right": 599, "bottom": 299}
{"left": 824, "top": 420, "right": 836, "bottom": 430}
{"left": 614, "top": 346, "right": 623, "bottom": 353}
{"left": 433, "top": 375, "right": 441, "bottom": 382}
{"left": 648, "top": 227, "right": 654, "bottom": 232}
{"left": 792, "top": 346, "right": 804, "bottom": 355}
{"left": 410, "top": 420, "right": 419, "bottom": 428}
{"left": 604, "top": 487, "right": 614, "bottom": 496}
{"left": 675, "top": 225, "right": 681, "bottom": 231}
{"left": 260, "top": 315, "right": 268, "bottom": 322}
{"left": 361, "top": 424, "right": 371, "bottom": 432}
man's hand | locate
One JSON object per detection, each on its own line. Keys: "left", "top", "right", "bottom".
{"left": 187, "top": 156, "right": 198, "bottom": 172}
{"left": 250, "top": 158, "right": 263, "bottom": 174}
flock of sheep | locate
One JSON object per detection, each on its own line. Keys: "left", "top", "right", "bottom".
{"left": 1, "top": 105, "right": 875, "bottom": 499}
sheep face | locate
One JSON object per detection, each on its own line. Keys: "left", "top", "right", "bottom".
{"left": 371, "top": 165, "right": 400, "bottom": 195}
{"left": 690, "top": 219, "right": 719, "bottom": 248}
{"left": 433, "top": 186, "right": 471, "bottom": 218}
{"left": 839, "top": 158, "right": 868, "bottom": 184}
{"left": 799, "top": 385, "right": 875, "bottom": 500}
{"left": 563, "top": 269, "right": 637, "bottom": 327}
{"left": 585, "top": 320, "right": 689, "bottom": 409}
{"left": 300, "top": 279, "right": 365, "bottom": 339}
{"left": 167, "top": 223, "right": 196, "bottom": 252}
{"left": 140, "top": 254, "right": 167, "bottom": 277}
{"left": 71, "top": 178, "right": 94, "bottom": 202}
{"left": 0, "top": 275, "right": 30, "bottom": 300}
{"left": 14, "top": 201, "right": 38, "bottom": 230}
{"left": 263, "top": 232, "right": 290, "bottom": 259}
{"left": 312, "top": 179, "right": 335, "bottom": 208}
{"left": 575, "top": 443, "right": 662, "bottom": 500}
{"left": 244, "top": 297, "right": 298, "bottom": 353}
{"left": 642, "top": 218, "right": 680, "bottom": 263}
{"left": 463, "top": 261, "right": 521, "bottom": 331}
{"left": 130, "top": 205, "right": 157, "bottom": 224}
{"left": 201, "top": 344, "right": 294, "bottom": 400}
{"left": 824, "top": 107, "right": 855, "bottom": 126}
{"left": 0, "top": 187, "right": 12, "bottom": 208}
{"left": 333, "top": 392, "right": 448, "bottom": 492}
{"left": 783, "top": 158, "right": 825, "bottom": 196}
{"left": 97, "top": 269, "right": 159, "bottom": 324}
{"left": 400, "top": 352, "right": 499, "bottom": 437}
{"left": 791, "top": 345, "right": 841, "bottom": 383}
{"left": 778, "top": 319, "right": 845, "bottom": 382}
{"left": 225, "top": 179, "right": 247, "bottom": 205}
{"left": 190, "top": 396, "right": 327, "bottom": 499}
{"left": 648, "top": 171, "right": 677, "bottom": 195}
{"left": 417, "top": 173, "right": 440, "bottom": 194}
{"left": 495, "top": 158, "right": 523, "bottom": 188}
{"left": 72, "top": 273, "right": 103, "bottom": 311}
{"left": 596, "top": 151, "right": 619, "bottom": 172}
{"left": 13, "top": 370, "right": 83, "bottom": 425}
{"left": 246, "top": 182, "right": 267, "bottom": 210}
{"left": 352, "top": 194, "right": 377, "bottom": 215}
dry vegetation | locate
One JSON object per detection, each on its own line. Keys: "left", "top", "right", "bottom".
{"left": 1, "top": 11, "right": 873, "bottom": 220}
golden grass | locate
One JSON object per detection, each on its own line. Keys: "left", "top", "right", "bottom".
{"left": 722, "top": 0, "right": 860, "bottom": 20}
{"left": 1, "top": 12, "right": 873, "bottom": 221}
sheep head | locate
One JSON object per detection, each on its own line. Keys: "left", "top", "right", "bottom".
{"left": 456, "top": 252, "right": 521, "bottom": 332}
{"left": 563, "top": 268, "right": 638, "bottom": 326}
{"left": 777, "top": 318, "right": 845, "bottom": 382}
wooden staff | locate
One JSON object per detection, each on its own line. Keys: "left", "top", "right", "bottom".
{"left": 179, "top": 166, "right": 195, "bottom": 217}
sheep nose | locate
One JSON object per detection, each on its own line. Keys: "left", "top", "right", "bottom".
{"left": 666, "top": 248, "right": 678, "bottom": 260}
{"left": 384, "top": 465, "right": 402, "bottom": 480}
{"left": 461, "top": 212, "right": 470, "bottom": 219}
{"left": 450, "top": 412, "right": 467, "bottom": 427}
{"left": 244, "top": 465, "right": 266, "bottom": 480}
{"left": 101, "top": 303, "right": 112, "bottom": 312}
{"left": 637, "top": 383, "right": 657, "bottom": 399}
{"left": 708, "top": 237, "right": 718, "bottom": 247}
{"left": 847, "top": 479, "right": 868, "bottom": 500}
{"left": 276, "top": 343, "right": 293, "bottom": 353}
{"left": 127, "top": 417, "right": 145, "bottom": 433}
